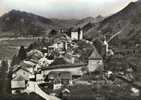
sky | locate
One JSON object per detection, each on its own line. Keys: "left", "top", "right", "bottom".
{"left": 0, "top": 0, "right": 138, "bottom": 19}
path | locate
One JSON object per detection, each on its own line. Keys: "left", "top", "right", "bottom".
{"left": 25, "top": 81, "right": 60, "bottom": 100}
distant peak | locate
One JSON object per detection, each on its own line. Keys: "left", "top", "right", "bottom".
{"left": 96, "top": 15, "right": 103, "bottom": 18}
{"left": 9, "top": 9, "right": 19, "bottom": 13}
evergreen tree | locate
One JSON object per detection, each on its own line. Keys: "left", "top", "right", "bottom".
{"left": 18, "top": 45, "right": 27, "bottom": 61}
{"left": 11, "top": 55, "right": 20, "bottom": 67}
{"left": 27, "top": 44, "right": 34, "bottom": 52}
{"left": 0, "top": 58, "right": 9, "bottom": 95}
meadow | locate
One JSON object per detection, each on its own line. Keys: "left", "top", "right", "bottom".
{"left": 0, "top": 37, "right": 40, "bottom": 59}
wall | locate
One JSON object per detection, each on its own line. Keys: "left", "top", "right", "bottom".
{"left": 79, "top": 30, "right": 83, "bottom": 40}
{"left": 87, "top": 60, "right": 103, "bottom": 72}
{"left": 71, "top": 32, "right": 78, "bottom": 40}
{"left": 13, "top": 69, "right": 30, "bottom": 80}
{"left": 43, "top": 67, "right": 83, "bottom": 76}
{"left": 11, "top": 80, "right": 25, "bottom": 89}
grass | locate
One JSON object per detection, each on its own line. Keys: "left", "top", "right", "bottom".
{"left": 0, "top": 45, "right": 18, "bottom": 59}
{"left": 63, "top": 83, "right": 140, "bottom": 100}
{"left": 0, "top": 38, "right": 38, "bottom": 59}
{"left": 0, "top": 93, "right": 45, "bottom": 100}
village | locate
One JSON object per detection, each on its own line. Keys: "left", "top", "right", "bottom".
{"left": 0, "top": 27, "right": 136, "bottom": 100}
{"left": 9, "top": 28, "right": 104, "bottom": 99}
{"left": 0, "top": 0, "right": 141, "bottom": 100}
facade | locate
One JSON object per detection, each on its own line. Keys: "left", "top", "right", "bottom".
{"left": 60, "top": 71, "right": 72, "bottom": 85}
{"left": 36, "top": 73, "right": 44, "bottom": 82}
{"left": 46, "top": 71, "right": 72, "bottom": 90}
{"left": 11, "top": 76, "right": 26, "bottom": 94}
{"left": 71, "top": 29, "right": 83, "bottom": 40}
{"left": 12, "top": 67, "right": 34, "bottom": 81}
{"left": 87, "top": 47, "right": 103, "bottom": 72}
{"left": 71, "top": 32, "right": 79, "bottom": 40}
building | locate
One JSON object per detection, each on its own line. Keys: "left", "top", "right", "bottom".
{"left": 46, "top": 71, "right": 72, "bottom": 90}
{"left": 12, "top": 66, "right": 35, "bottom": 82}
{"left": 11, "top": 60, "right": 36, "bottom": 92}
{"left": 27, "top": 49, "right": 44, "bottom": 63}
{"left": 60, "top": 71, "right": 72, "bottom": 86}
{"left": 49, "top": 34, "right": 72, "bottom": 55}
{"left": 71, "top": 28, "right": 83, "bottom": 40}
{"left": 11, "top": 76, "right": 26, "bottom": 94}
{"left": 42, "top": 62, "right": 86, "bottom": 78}
{"left": 47, "top": 71, "right": 61, "bottom": 90}
{"left": 87, "top": 47, "right": 103, "bottom": 72}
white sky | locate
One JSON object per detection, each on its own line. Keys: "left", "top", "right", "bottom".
{"left": 0, "top": 0, "right": 138, "bottom": 19}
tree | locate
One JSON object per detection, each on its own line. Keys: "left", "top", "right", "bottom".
{"left": 48, "top": 29, "right": 57, "bottom": 37}
{"left": 0, "top": 58, "right": 9, "bottom": 95}
{"left": 18, "top": 46, "right": 27, "bottom": 61}
{"left": 11, "top": 55, "right": 20, "bottom": 67}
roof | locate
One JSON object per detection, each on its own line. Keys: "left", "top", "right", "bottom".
{"left": 48, "top": 71, "right": 72, "bottom": 80}
{"left": 12, "top": 66, "right": 33, "bottom": 75}
{"left": 71, "top": 27, "right": 81, "bottom": 32}
{"left": 49, "top": 57, "right": 70, "bottom": 66}
{"left": 48, "top": 71, "right": 59, "bottom": 79}
{"left": 64, "top": 54, "right": 82, "bottom": 64}
{"left": 13, "top": 76, "right": 25, "bottom": 81}
{"left": 53, "top": 34, "right": 72, "bottom": 43}
{"left": 42, "top": 63, "right": 86, "bottom": 70}
{"left": 12, "top": 65, "right": 21, "bottom": 73}
{"left": 20, "top": 60, "right": 36, "bottom": 68}
{"left": 88, "top": 46, "right": 102, "bottom": 60}
{"left": 27, "top": 49, "right": 43, "bottom": 59}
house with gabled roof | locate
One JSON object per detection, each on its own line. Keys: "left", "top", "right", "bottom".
{"left": 11, "top": 63, "right": 36, "bottom": 94}
{"left": 12, "top": 65, "right": 35, "bottom": 81}
{"left": 11, "top": 75, "right": 27, "bottom": 94}
{"left": 87, "top": 46, "right": 104, "bottom": 72}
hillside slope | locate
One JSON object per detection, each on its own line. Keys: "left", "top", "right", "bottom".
{"left": 85, "top": 1, "right": 141, "bottom": 47}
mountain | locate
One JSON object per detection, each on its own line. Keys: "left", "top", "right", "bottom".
{"left": 51, "top": 18, "right": 79, "bottom": 29}
{"left": 0, "top": 10, "right": 55, "bottom": 36}
{"left": 77, "top": 17, "right": 95, "bottom": 25}
{"left": 85, "top": 1, "right": 141, "bottom": 47}
{"left": 0, "top": 10, "right": 99, "bottom": 37}
{"left": 51, "top": 17, "right": 100, "bottom": 30}
{"left": 81, "top": 16, "right": 104, "bottom": 40}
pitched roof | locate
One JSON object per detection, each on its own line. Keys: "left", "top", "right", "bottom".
{"left": 42, "top": 63, "right": 86, "bottom": 70}
{"left": 13, "top": 76, "right": 25, "bottom": 81}
{"left": 49, "top": 57, "right": 70, "bottom": 66}
{"left": 48, "top": 71, "right": 58, "bottom": 79}
{"left": 12, "top": 65, "right": 33, "bottom": 75}
{"left": 20, "top": 60, "right": 36, "bottom": 68}
{"left": 27, "top": 49, "right": 43, "bottom": 59}
{"left": 48, "top": 71, "right": 72, "bottom": 80}
{"left": 89, "top": 46, "right": 102, "bottom": 60}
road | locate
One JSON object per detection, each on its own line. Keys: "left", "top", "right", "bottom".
{"left": 25, "top": 82, "right": 60, "bottom": 100}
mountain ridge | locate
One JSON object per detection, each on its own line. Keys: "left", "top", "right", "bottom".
{"left": 84, "top": 1, "right": 141, "bottom": 47}
{"left": 0, "top": 9, "right": 99, "bottom": 37}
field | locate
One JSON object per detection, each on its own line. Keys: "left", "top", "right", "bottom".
{"left": 0, "top": 93, "right": 44, "bottom": 100}
{"left": 61, "top": 83, "right": 140, "bottom": 100}
{"left": 0, "top": 37, "right": 40, "bottom": 59}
